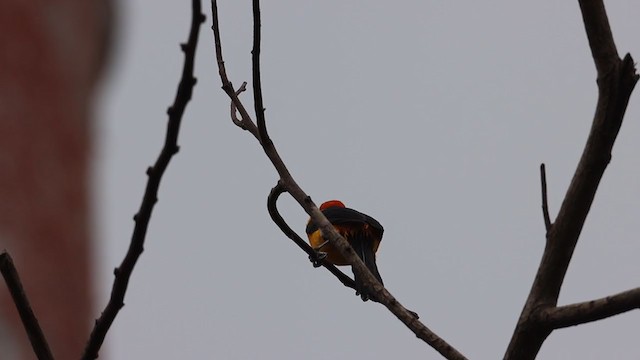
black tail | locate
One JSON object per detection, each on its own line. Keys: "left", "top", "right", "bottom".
{"left": 350, "top": 233, "right": 383, "bottom": 301}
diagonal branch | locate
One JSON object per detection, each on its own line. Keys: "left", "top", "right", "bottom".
{"left": 81, "top": 2, "right": 205, "bottom": 359}
{"left": 504, "top": 2, "right": 638, "bottom": 359}
{"left": 0, "top": 251, "right": 54, "bottom": 360}
{"left": 538, "top": 287, "right": 640, "bottom": 329}
{"left": 230, "top": 82, "right": 248, "bottom": 129}
{"left": 210, "top": 1, "right": 466, "bottom": 359}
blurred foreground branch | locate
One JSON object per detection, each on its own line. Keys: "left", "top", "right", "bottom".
{"left": 81, "top": 2, "right": 205, "bottom": 359}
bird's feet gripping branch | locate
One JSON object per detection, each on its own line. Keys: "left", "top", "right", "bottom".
{"left": 308, "top": 250, "right": 327, "bottom": 268}
{"left": 306, "top": 200, "right": 384, "bottom": 301}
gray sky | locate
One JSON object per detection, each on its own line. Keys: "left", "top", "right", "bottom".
{"left": 95, "top": 1, "right": 640, "bottom": 359}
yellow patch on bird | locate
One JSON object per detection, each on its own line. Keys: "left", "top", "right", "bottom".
{"left": 307, "top": 225, "right": 381, "bottom": 266}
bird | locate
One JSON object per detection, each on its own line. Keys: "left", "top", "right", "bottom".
{"left": 305, "top": 200, "right": 384, "bottom": 300}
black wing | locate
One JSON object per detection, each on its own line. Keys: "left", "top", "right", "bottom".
{"left": 305, "top": 207, "right": 384, "bottom": 239}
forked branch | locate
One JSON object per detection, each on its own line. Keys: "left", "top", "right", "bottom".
{"left": 210, "top": 1, "right": 466, "bottom": 359}
{"left": 540, "top": 163, "right": 552, "bottom": 232}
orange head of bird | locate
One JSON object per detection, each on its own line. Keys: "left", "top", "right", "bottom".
{"left": 319, "top": 200, "right": 346, "bottom": 210}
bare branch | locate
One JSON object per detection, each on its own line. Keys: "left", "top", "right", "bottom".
{"left": 0, "top": 251, "right": 54, "bottom": 360}
{"left": 230, "top": 82, "right": 248, "bottom": 128}
{"left": 578, "top": 0, "right": 619, "bottom": 74}
{"left": 539, "top": 287, "right": 640, "bottom": 329}
{"left": 505, "top": 2, "right": 637, "bottom": 359}
{"left": 211, "top": 0, "right": 259, "bottom": 138}
{"left": 252, "top": 0, "right": 269, "bottom": 143}
{"left": 540, "top": 163, "right": 552, "bottom": 233}
{"left": 210, "top": 1, "right": 466, "bottom": 359}
{"left": 81, "top": 2, "right": 205, "bottom": 359}
{"left": 212, "top": 0, "right": 388, "bottom": 308}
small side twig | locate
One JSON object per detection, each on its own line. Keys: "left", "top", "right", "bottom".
{"left": 540, "top": 163, "right": 552, "bottom": 232}
{"left": 81, "top": 2, "right": 205, "bottom": 359}
{"left": 0, "top": 251, "right": 54, "bottom": 360}
{"left": 230, "top": 82, "right": 248, "bottom": 128}
{"left": 539, "top": 287, "right": 640, "bottom": 329}
{"left": 211, "top": 0, "right": 259, "bottom": 138}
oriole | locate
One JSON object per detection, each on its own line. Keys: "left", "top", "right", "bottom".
{"left": 306, "top": 200, "right": 384, "bottom": 299}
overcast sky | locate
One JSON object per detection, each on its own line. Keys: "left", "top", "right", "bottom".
{"left": 95, "top": 1, "right": 640, "bottom": 359}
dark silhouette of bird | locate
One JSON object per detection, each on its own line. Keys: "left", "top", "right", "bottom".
{"left": 306, "top": 200, "right": 383, "bottom": 300}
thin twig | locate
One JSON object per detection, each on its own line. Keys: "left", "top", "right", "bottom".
{"left": 210, "top": 1, "right": 464, "bottom": 359}
{"left": 0, "top": 251, "right": 54, "bottom": 360}
{"left": 211, "top": 0, "right": 259, "bottom": 138}
{"left": 81, "top": 2, "right": 204, "bottom": 359}
{"left": 540, "top": 163, "right": 552, "bottom": 232}
{"left": 252, "top": 0, "right": 269, "bottom": 143}
{"left": 539, "top": 287, "right": 640, "bottom": 329}
{"left": 230, "top": 82, "right": 248, "bottom": 128}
